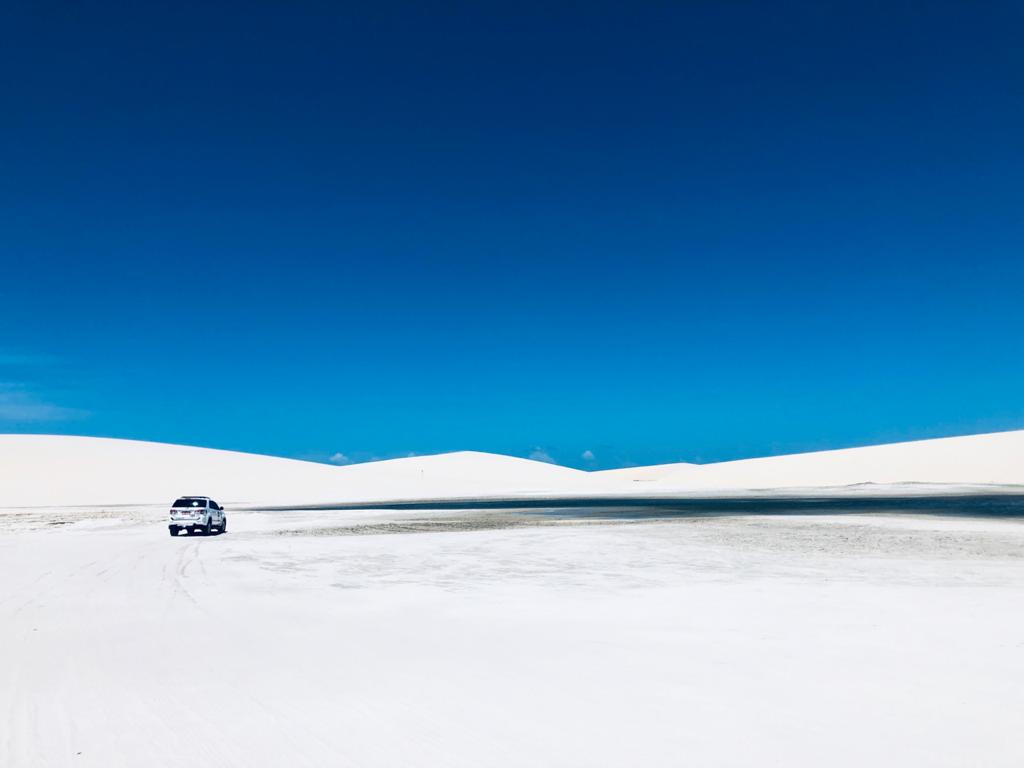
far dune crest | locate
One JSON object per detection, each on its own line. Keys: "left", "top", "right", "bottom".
{"left": 1, "top": 430, "right": 1022, "bottom": 508}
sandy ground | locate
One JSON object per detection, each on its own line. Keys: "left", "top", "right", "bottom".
{"left": 2, "top": 507, "right": 1023, "bottom": 767}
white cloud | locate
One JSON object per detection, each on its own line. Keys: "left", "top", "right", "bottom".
{"left": 328, "top": 452, "right": 351, "bottom": 465}
{"left": 581, "top": 449, "right": 596, "bottom": 461}
{"left": 0, "top": 384, "right": 84, "bottom": 423}
{"left": 528, "top": 447, "right": 555, "bottom": 464}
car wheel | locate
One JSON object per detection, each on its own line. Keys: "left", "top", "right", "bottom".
{"left": 221, "top": 517, "right": 228, "bottom": 534}
{"left": 169, "top": 526, "right": 178, "bottom": 537}
{"left": 204, "top": 519, "right": 212, "bottom": 536}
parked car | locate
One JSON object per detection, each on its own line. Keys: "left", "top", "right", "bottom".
{"left": 168, "top": 496, "right": 227, "bottom": 536}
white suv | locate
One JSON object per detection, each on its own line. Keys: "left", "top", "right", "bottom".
{"left": 169, "top": 497, "right": 227, "bottom": 537}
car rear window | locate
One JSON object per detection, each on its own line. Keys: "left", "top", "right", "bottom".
{"left": 173, "top": 498, "right": 206, "bottom": 507}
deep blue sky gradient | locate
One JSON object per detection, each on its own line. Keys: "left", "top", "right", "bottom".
{"left": 2, "top": 2, "right": 1022, "bottom": 467}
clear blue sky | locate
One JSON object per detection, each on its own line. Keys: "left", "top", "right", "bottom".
{"left": 1, "top": 2, "right": 1022, "bottom": 468}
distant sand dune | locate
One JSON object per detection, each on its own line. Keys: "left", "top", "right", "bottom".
{"left": 1, "top": 430, "right": 1023, "bottom": 508}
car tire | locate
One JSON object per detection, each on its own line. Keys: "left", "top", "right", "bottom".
{"left": 221, "top": 518, "right": 227, "bottom": 534}
{"left": 203, "top": 519, "right": 212, "bottom": 536}
{"left": 169, "top": 526, "right": 178, "bottom": 537}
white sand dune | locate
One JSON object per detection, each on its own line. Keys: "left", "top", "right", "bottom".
{"left": 3, "top": 434, "right": 1024, "bottom": 767}
{"left": 0, "top": 435, "right": 586, "bottom": 508}
{"left": 1, "top": 430, "right": 1023, "bottom": 508}
{"left": 595, "top": 429, "right": 1024, "bottom": 495}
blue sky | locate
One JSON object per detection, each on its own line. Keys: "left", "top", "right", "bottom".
{"left": 1, "top": 2, "right": 1022, "bottom": 468}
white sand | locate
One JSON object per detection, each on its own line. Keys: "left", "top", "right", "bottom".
{"left": 2, "top": 506, "right": 1022, "bottom": 767}
{"left": 595, "top": 429, "right": 1024, "bottom": 493}
{"left": 2, "top": 430, "right": 1024, "bottom": 509}
{"left": 0, "top": 436, "right": 587, "bottom": 508}
{"left": 3, "top": 435, "right": 1024, "bottom": 766}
